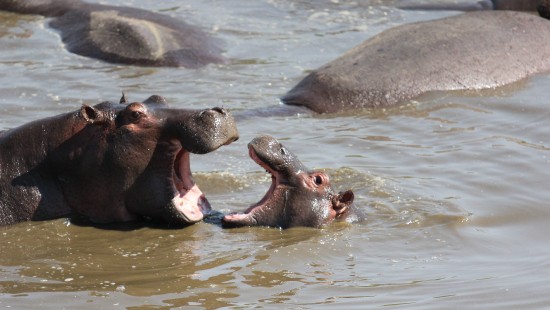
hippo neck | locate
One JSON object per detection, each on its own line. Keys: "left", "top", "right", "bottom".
{"left": 0, "top": 111, "right": 84, "bottom": 224}
{"left": 1, "top": 112, "right": 83, "bottom": 166}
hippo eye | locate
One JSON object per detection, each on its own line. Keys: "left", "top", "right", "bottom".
{"left": 314, "top": 175, "right": 323, "bottom": 185}
{"left": 280, "top": 148, "right": 286, "bottom": 155}
{"left": 130, "top": 111, "right": 142, "bottom": 120}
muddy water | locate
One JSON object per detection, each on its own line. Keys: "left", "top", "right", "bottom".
{"left": 1, "top": 0, "right": 550, "bottom": 308}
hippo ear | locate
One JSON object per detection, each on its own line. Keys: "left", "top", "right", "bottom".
{"left": 143, "top": 95, "right": 167, "bottom": 105}
{"left": 120, "top": 92, "right": 128, "bottom": 104}
{"left": 333, "top": 190, "right": 354, "bottom": 215}
{"left": 80, "top": 105, "right": 107, "bottom": 125}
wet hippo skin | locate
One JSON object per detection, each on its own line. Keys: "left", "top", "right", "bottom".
{"left": 0, "top": 95, "right": 239, "bottom": 226}
{"left": 282, "top": 10, "right": 550, "bottom": 113}
{"left": 490, "top": 0, "right": 539, "bottom": 10}
{"left": 398, "top": 0, "right": 539, "bottom": 11}
{"left": 0, "top": 0, "right": 225, "bottom": 68}
{"left": 222, "top": 135, "right": 354, "bottom": 229}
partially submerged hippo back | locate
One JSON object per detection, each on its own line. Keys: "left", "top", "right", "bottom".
{"left": 0, "top": 95, "right": 239, "bottom": 226}
{"left": 222, "top": 135, "right": 354, "bottom": 229}
{"left": 0, "top": 0, "right": 225, "bottom": 68}
{"left": 282, "top": 11, "right": 550, "bottom": 113}
{"left": 491, "top": 0, "right": 540, "bottom": 10}
{"left": 399, "top": 0, "right": 539, "bottom": 11}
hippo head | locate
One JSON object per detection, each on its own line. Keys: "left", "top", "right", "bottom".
{"left": 50, "top": 95, "right": 238, "bottom": 226}
{"left": 222, "top": 135, "right": 354, "bottom": 229}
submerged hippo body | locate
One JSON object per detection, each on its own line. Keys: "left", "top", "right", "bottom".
{"left": 282, "top": 11, "right": 550, "bottom": 113}
{"left": 0, "top": 0, "right": 225, "bottom": 68}
{"left": 0, "top": 95, "right": 239, "bottom": 226}
{"left": 489, "top": 0, "right": 539, "bottom": 10}
{"left": 399, "top": 0, "right": 539, "bottom": 11}
{"left": 222, "top": 135, "right": 354, "bottom": 229}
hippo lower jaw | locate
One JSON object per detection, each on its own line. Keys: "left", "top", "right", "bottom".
{"left": 169, "top": 148, "right": 211, "bottom": 223}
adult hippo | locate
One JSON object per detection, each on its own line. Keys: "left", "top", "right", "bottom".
{"left": 0, "top": 95, "right": 239, "bottom": 226}
{"left": 282, "top": 10, "right": 550, "bottom": 113}
{"left": 0, "top": 0, "right": 225, "bottom": 68}
{"left": 222, "top": 135, "right": 354, "bottom": 229}
{"left": 398, "top": 0, "right": 539, "bottom": 11}
{"left": 482, "top": 0, "right": 539, "bottom": 10}
{"left": 539, "top": 0, "right": 550, "bottom": 18}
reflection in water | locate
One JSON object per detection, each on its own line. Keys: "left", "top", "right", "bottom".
{"left": 0, "top": 159, "right": 469, "bottom": 307}
{"left": 0, "top": 217, "right": 351, "bottom": 307}
{"left": 0, "top": 12, "right": 37, "bottom": 39}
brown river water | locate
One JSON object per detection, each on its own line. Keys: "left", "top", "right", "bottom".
{"left": 1, "top": 0, "right": 550, "bottom": 308}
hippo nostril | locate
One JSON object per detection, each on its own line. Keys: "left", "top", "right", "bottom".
{"left": 199, "top": 107, "right": 226, "bottom": 118}
{"left": 211, "top": 107, "right": 226, "bottom": 115}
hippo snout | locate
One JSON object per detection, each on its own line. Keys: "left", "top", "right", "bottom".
{"left": 200, "top": 107, "right": 239, "bottom": 144}
{"left": 172, "top": 107, "right": 239, "bottom": 154}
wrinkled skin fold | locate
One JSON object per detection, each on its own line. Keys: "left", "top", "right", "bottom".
{"left": 0, "top": 94, "right": 239, "bottom": 226}
{"left": 222, "top": 135, "right": 354, "bottom": 229}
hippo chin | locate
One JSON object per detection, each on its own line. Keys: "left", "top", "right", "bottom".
{"left": 0, "top": 0, "right": 225, "bottom": 68}
{"left": 0, "top": 95, "right": 239, "bottom": 227}
{"left": 222, "top": 135, "right": 354, "bottom": 229}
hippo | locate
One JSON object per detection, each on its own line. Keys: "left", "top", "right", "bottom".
{"left": 222, "top": 135, "right": 354, "bottom": 229}
{"left": 281, "top": 10, "right": 550, "bottom": 113}
{"left": 490, "top": 0, "right": 541, "bottom": 10}
{"left": 398, "top": 0, "right": 539, "bottom": 11}
{"left": 0, "top": 94, "right": 239, "bottom": 227}
{"left": 0, "top": 0, "right": 225, "bottom": 68}
{"left": 539, "top": 0, "right": 550, "bottom": 18}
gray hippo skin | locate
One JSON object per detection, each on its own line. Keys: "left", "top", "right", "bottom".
{"left": 0, "top": 0, "right": 225, "bottom": 68}
{"left": 222, "top": 135, "right": 354, "bottom": 229}
{"left": 0, "top": 95, "right": 239, "bottom": 226}
{"left": 399, "top": 0, "right": 539, "bottom": 11}
{"left": 282, "top": 11, "right": 550, "bottom": 113}
{"left": 491, "top": 0, "right": 539, "bottom": 10}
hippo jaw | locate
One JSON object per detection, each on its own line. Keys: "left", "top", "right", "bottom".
{"left": 122, "top": 104, "right": 239, "bottom": 226}
{"left": 162, "top": 108, "right": 238, "bottom": 224}
{"left": 222, "top": 145, "right": 289, "bottom": 228}
{"left": 126, "top": 138, "right": 218, "bottom": 226}
{"left": 169, "top": 149, "right": 210, "bottom": 223}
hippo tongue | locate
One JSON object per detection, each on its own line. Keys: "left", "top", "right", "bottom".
{"left": 172, "top": 184, "right": 211, "bottom": 222}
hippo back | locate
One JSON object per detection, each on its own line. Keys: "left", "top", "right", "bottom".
{"left": 282, "top": 11, "right": 550, "bottom": 113}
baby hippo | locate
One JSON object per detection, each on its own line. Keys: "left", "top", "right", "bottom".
{"left": 222, "top": 135, "right": 354, "bottom": 229}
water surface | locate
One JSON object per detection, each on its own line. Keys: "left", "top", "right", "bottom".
{"left": 1, "top": 1, "right": 549, "bottom": 308}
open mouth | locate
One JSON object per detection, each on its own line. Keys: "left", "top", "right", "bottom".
{"left": 171, "top": 148, "right": 211, "bottom": 223}
{"left": 246, "top": 145, "right": 282, "bottom": 210}
{"left": 222, "top": 145, "right": 283, "bottom": 225}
